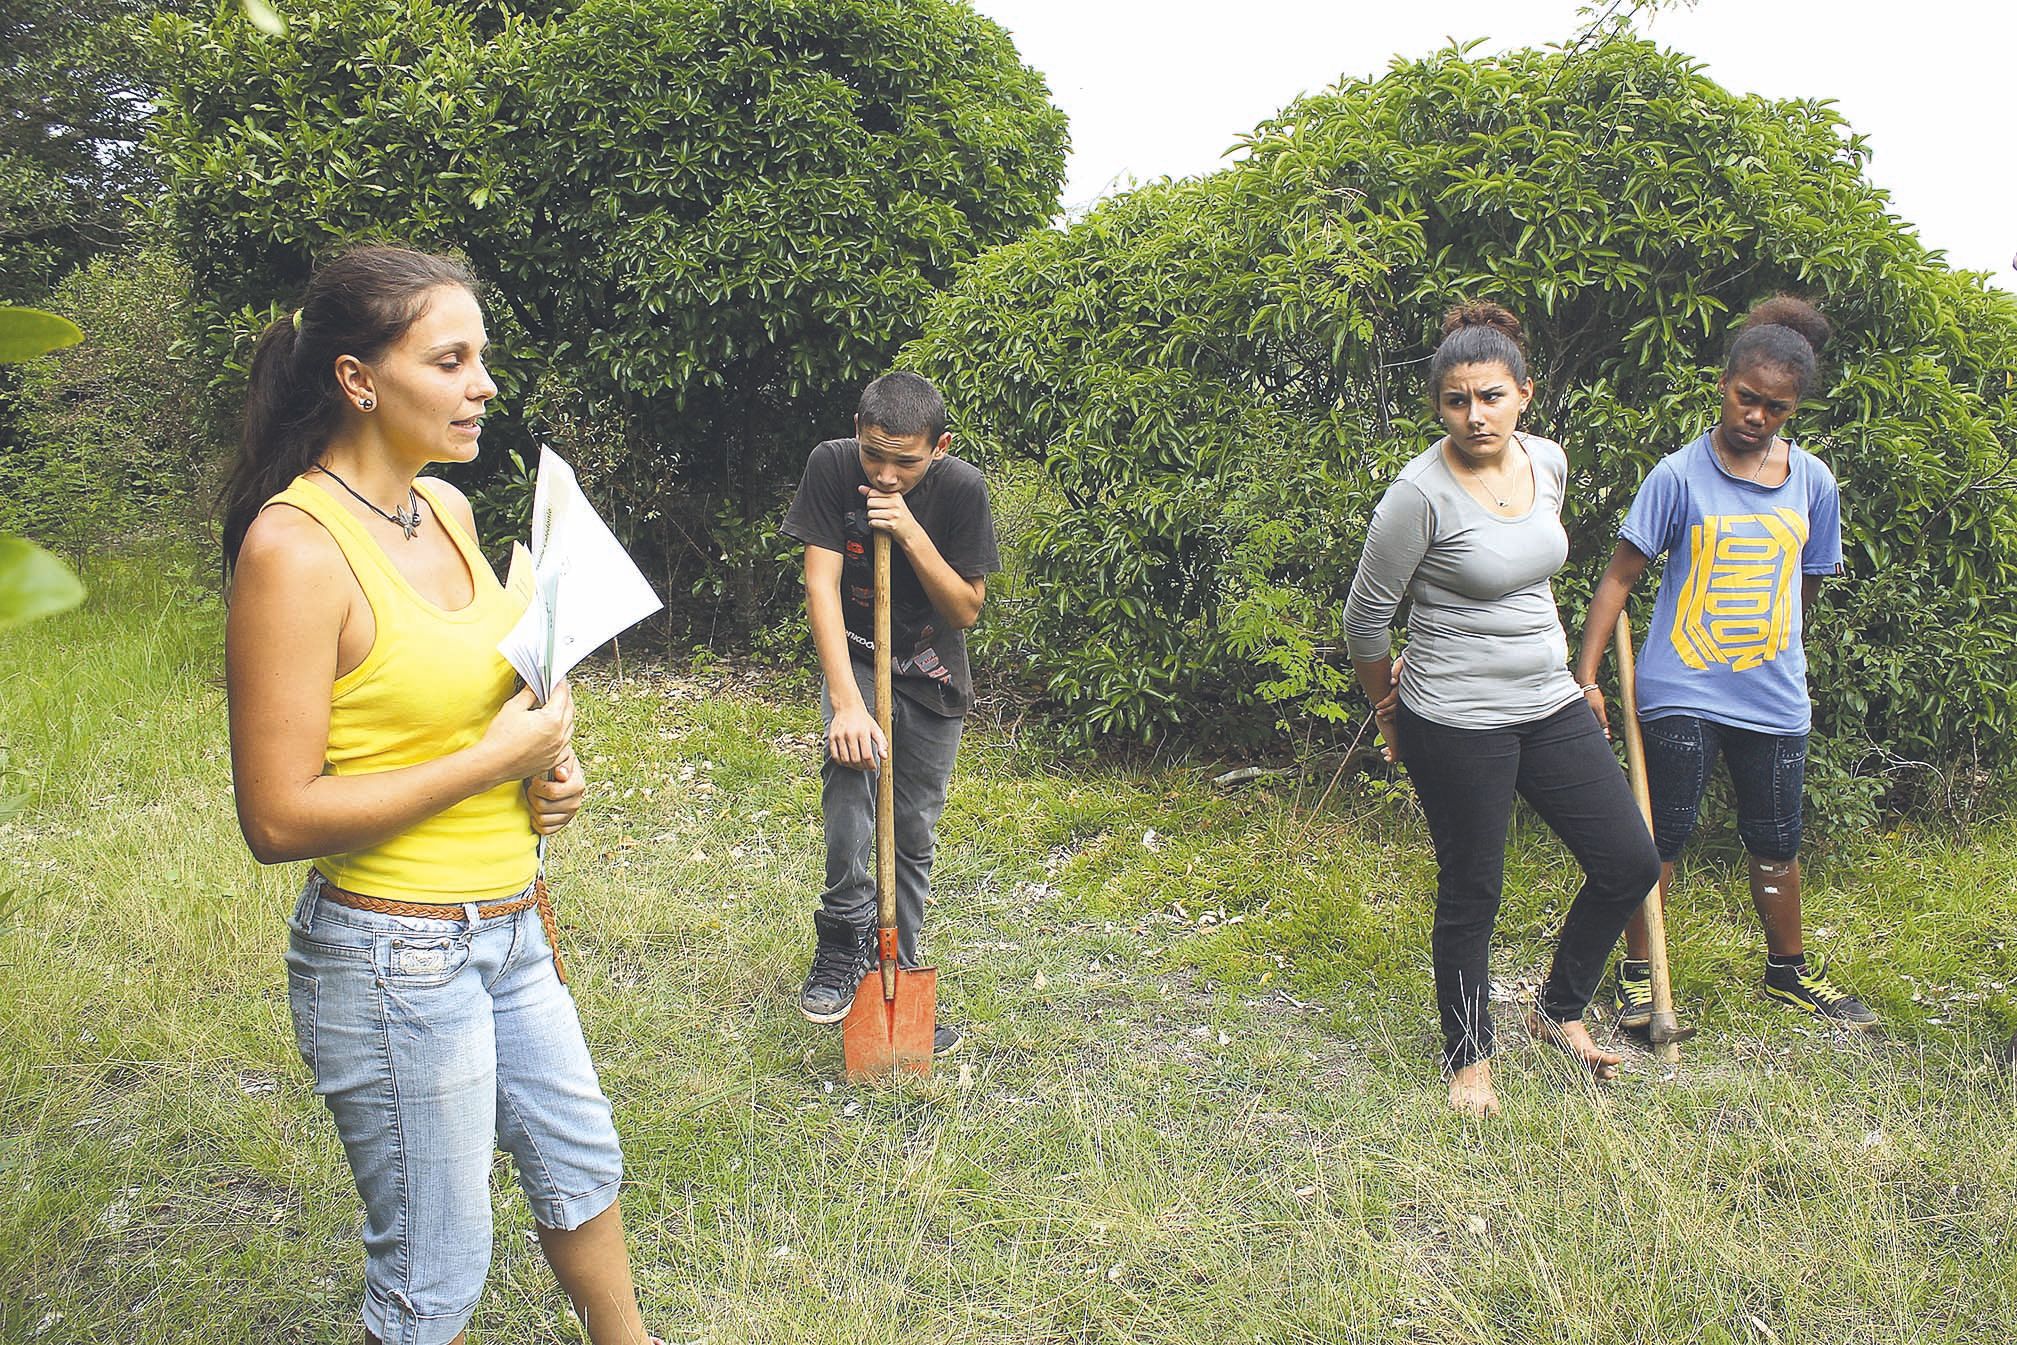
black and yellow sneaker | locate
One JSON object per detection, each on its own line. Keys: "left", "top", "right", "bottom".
{"left": 932, "top": 1022, "right": 964, "bottom": 1059}
{"left": 1763, "top": 957, "right": 1880, "bottom": 1031}
{"left": 1613, "top": 959, "right": 1654, "bottom": 1031}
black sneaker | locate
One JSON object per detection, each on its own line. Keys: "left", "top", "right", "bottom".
{"left": 932, "top": 1022, "right": 964, "bottom": 1058}
{"left": 1613, "top": 959, "right": 1653, "bottom": 1031}
{"left": 1763, "top": 956, "right": 1880, "bottom": 1031}
{"left": 799, "top": 911, "right": 871, "bottom": 1024}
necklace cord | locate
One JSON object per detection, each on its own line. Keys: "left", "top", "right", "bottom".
{"left": 314, "top": 464, "right": 425, "bottom": 539}
{"left": 1716, "top": 429, "right": 1778, "bottom": 482}
{"left": 1453, "top": 430, "right": 1520, "bottom": 508}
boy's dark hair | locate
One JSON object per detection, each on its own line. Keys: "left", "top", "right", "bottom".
{"left": 857, "top": 371, "right": 947, "bottom": 443}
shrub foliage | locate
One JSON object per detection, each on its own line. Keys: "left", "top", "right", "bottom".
{"left": 145, "top": 0, "right": 1067, "bottom": 622}
{"left": 0, "top": 303, "right": 87, "bottom": 637}
{"left": 906, "top": 38, "right": 2017, "bottom": 802}
{"left": 0, "top": 0, "right": 177, "bottom": 305}
{"left": 0, "top": 249, "right": 211, "bottom": 550}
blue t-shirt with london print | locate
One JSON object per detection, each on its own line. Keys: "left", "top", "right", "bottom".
{"left": 1620, "top": 432, "right": 1843, "bottom": 736}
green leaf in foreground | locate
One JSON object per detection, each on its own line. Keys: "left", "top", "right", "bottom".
{"left": 241, "top": 0, "right": 287, "bottom": 36}
{"left": 0, "top": 538, "right": 86, "bottom": 632}
{"left": 0, "top": 307, "right": 84, "bottom": 363}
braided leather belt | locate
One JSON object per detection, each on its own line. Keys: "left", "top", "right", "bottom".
{"left": 317, "top": 877, "right": 570, "bottom": 983}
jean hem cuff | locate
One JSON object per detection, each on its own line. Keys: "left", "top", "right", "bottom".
{"left": 533, "top": 1176, "right": 622, "bottom": 1233}
{"left": 363, "top": 1287, "right": 480, "bottom": 1345}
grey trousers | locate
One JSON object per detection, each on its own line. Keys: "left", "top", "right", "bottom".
{"left": 819, "top": 660, "right": 965, "bottom": 967}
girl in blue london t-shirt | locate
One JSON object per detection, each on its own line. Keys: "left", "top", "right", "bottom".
{"left": 1574, "top": 295, "right": 1878, "bottom": 1035}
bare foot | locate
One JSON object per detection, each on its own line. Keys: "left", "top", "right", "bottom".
{"left": 1526, "top": 1010, "right": 1622, "bottom": 1081}
{"left": 1446, "top": 1059, "right": 1501, "bottom": 1116}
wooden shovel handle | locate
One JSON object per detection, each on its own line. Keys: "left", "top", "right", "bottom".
{"left": 874, "top": 531, "right": 898, "bottom": 999}
{"left": 1613, "top": 616, "right": 1655, "bottom": 828}
{"left": 1614, "top": 614, "right": 1683, "bottom": 1059}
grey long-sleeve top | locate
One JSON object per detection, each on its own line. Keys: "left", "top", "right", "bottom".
{"left": 1343, "top": 435, "right": 1584, "bottom": 729}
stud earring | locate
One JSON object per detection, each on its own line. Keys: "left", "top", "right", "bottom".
{"left": 359, "top": 398, "right": 375, "bottom": 411}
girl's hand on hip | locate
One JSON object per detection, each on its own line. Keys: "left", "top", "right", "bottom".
{"left": 528, "top": 748, "right": 587, "bottom": 835}
{"left": 1374, "top": 706, "right": 1399, "bottom": 764}
{"left": 1583, "top": 684, "right": 1610, "bottom": 739}
{"left": 1372, "top": 653, "right": 1403, "bottom": 762}
{"left": 1373, "top": 653, "right": 1404, "bottom": 718}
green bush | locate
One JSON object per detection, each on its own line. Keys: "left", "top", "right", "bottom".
{"left": 0, "top": 298, "right": 89, "bottom": 824}
{"left": 0, "top": 0, "right": 174, "bottom": 306}
{"left": 0, "top": 249, "right": 213, "bottom": 550}
{"left": 905, "top": 37, "right": 2017, "bottom": 812}
{"left": 145, "top": 0, "right": 1068, "bottom": 631}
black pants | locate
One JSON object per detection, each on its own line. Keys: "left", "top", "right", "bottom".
{"left": 819, "top": 661, "right": 965, "bottom": 968}
{"left": 1396, "top": 699, "right": 1660, "bottom": 1072}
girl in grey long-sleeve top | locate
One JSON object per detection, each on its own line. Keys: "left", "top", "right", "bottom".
{"left": 1344, "top": 301, "right": 1657, "bottom": 1118}
{"left": 1344, "top": 433, "right": 1583, "bottom": 727}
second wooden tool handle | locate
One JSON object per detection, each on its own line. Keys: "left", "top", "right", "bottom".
{"left": 1614, "top": 613, "right": 1681, "bottom": 1045}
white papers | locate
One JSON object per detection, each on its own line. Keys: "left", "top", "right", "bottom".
{"left": 502, "top": 541, "right": 534, "bottom": 604}
{"left": 497, "top": 446, "right": 662, "bottom": 703}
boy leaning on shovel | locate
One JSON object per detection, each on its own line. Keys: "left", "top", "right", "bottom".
{"left": 780, "top": 371, "right": 1000, "bottom": 1058}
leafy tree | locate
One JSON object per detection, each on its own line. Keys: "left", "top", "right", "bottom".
{"left": 905, "top": 37, "right": 2017, "bottom": 809}
{"left": 0, "top": 304, "right": 86, "bottom": 627}
{"left": 0, "top": 301, "right": 85, "bottom": 848}
{"left": 0, "top": 0, "right": 184, "bottom": 304}
{"left": 1, "top": 248, "right": 210, "bottom": 548}
{"left": 146, "top": 0, "right": 1067, "bottom": 624}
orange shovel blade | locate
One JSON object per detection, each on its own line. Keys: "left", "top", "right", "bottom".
{"left": 841, "top": 966, "right": 936, "bottom": 1079}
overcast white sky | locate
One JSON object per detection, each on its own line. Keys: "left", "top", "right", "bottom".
{"left": 972, "top": 0, "right": 2015, "bottom": 292}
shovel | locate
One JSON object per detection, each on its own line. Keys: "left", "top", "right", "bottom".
{"left": 1613, "top": 614, "right": 1697, "bottom": 1063}
{"left": 842, "top": 530, "right": 936, "bottom": 1078}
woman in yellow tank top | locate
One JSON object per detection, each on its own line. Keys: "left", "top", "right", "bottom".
{"left": 223, "top": 246, "right": 662, "bottom": 1345}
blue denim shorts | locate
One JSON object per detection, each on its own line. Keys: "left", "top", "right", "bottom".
{"left": 1640, "top": 714, "right": 1806, "bottom": 862}
{"left": 285, "top": 874, "right": 623, "bottom": 1345}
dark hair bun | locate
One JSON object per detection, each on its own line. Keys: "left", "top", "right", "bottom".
{"left": 1741, "top": 294, "right": 1829, "bottom": 354}
{"left": 1440, "top": 299, "right": 1526, "bottom": 351}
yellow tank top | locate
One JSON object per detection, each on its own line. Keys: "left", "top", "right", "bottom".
{"left": 269, "top": 475, "right": 537, "bottom": 903}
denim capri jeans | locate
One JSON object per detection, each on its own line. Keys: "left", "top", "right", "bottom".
{"left": 285, "top": 873, "right": 624, "bottom": 1345}
{"left": 1640, "top": 714, "right": 1806, "bottom": 863}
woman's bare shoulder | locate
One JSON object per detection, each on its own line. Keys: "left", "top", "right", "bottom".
{"left": 416, "top": 476, "right": 480, "bottom": 540}
{"left": 234, "top": 502, "right": 348, "bottom": 591}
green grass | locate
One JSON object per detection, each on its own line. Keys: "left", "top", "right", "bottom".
{"left": 3, "top": 549, "right": 2014, "bottom": 1343}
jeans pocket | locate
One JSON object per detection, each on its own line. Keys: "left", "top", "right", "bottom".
{"left": 288, "top": 878, "right": 320, "bottom": 934}
{"left": 1642, "top": 718, "right": 1701, "bottom": 755}
{"left": 286, "top": 967, "right": 319, "bottom": 1078}
{"left": 378, "top": 933, "right": 474, "bottom": 989}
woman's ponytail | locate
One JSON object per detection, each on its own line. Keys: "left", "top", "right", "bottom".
{"left": 221, "top": 313, "right": 317, "bottom": 568}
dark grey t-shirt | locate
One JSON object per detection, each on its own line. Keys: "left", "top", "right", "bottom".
{"left": 781, "top": 438, "right": 1000, "bottom": 718}
{"left": 1344, "top": 435, "right": 1584, "bottom": 728}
